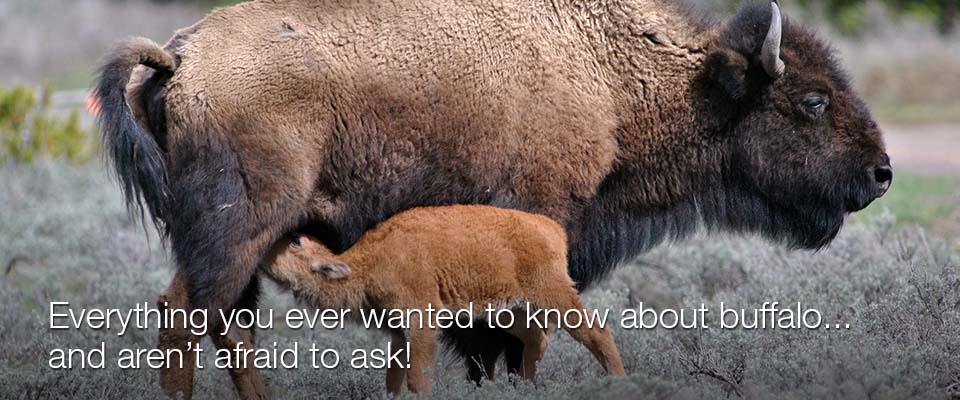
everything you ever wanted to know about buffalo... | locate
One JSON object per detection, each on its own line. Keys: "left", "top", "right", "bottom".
{"left": 46, "top": 300, "right": 846, "bottom": 370}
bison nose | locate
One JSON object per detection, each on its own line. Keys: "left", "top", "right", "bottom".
{"left": 871, "top": 157, "right": 893, "bottom": 197}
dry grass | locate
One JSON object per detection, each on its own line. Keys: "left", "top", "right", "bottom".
{"left": 0, "top": 0, "right": 206, "bottom": 88}
{"left": 830, "top": 12, "right": 960, "bottom": 124}
{"left": 1, "top": 160, "right": 957, "bottom": 399}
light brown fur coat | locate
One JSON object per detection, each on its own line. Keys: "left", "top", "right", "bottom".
{"left": 260, "top": 205, "right": 626, "bottom": 395}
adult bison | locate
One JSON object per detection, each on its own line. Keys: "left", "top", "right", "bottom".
{"left": 96, "top": 0, "right": 891, "bottom": 398}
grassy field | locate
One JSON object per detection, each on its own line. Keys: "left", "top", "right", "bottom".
{"left": 856, "top": 171, "right": 960, "bottom": 237}
{"left": 1, "top": 160, "right": 958, "bottom": 399}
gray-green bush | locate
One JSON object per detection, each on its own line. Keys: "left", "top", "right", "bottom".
{"left": 1, "top": 161, "right": 957, "bottom": 399}
{"left": 0, "top": 85, "right": 96, "bottom": 163}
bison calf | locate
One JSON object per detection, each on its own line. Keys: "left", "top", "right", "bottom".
{"left": 260, "top": 205, "right": 625, "bottom": 396}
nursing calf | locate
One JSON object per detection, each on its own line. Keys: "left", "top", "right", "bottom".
{"left": 260, "top": 205, "right": 625, "bottom": 396}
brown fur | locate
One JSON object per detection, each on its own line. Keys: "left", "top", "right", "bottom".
{"left": 96, "top": 1, "right": 891, "bottom": 397}
{"left": 260, "top": 205, "right": 626, "bottom": 396}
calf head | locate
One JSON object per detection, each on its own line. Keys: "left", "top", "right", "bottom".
{"left": 261, "top": 235, "right": 352, "bottom": 285}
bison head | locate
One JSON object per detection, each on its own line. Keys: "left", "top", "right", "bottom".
{"left": 703, "top": 1, "right": 891, "bottom": 248}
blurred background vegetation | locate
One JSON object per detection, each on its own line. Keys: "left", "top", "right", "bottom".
{"left": 0, "top": 85, "right": 95, "bottom": 164}
{"left": 695, "top": 0, "right": 957, "bottom": 35}
{"left": 164, "top": 0, "right": 959, "bottom": 36}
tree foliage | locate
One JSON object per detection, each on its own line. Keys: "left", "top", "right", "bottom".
{"left": 798, "top": 0, "right": 958, "bottom": 35}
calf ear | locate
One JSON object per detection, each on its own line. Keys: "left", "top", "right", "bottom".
{"left": 310, "top": 261, "right": 352, "bottom": 280}
{"left": 705, "top": 47, "right": 750, "bottom": 100}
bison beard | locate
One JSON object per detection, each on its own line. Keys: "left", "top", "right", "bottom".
{"left": 95, "top": 0, "right": 887, "bottom": 397}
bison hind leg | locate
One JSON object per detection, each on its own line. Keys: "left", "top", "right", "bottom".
{"left": 164, "top": 133, "right": 312, "bottom": 398}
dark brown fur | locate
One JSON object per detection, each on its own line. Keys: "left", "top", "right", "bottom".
{"left": 95, "top": 1, "right": 889, "bottom": 397}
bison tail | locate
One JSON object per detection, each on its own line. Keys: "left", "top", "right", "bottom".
{"left": 95, "top": 37, "right": 176, "bottom": 235}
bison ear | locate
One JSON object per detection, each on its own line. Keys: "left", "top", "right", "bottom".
{"left": 706, "top": 47, "right": 750, "bottom": 100}
{"left": 310, "top": 261, "right": 352, "bottom": 279}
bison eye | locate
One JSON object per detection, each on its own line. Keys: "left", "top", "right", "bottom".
{"left": 291, "top": 236, "right": 302, "bottom": 248}
{"left": 801, "top": 94, "right": 829, "bottom": 117}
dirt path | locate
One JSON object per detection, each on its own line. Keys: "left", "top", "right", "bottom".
{"left": 883, "top": 124, "right": 960, "bottom": 176}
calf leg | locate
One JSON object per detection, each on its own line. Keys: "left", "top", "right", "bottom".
{"left": 385, "top": 329, "right": 407, "bottom": 398}
{"left": 535, "top": 291, "right": 625, "bottom": 376}
{"left": 561, "top": 319, "right": 625, "bottom": 376}
{"left": 405, "top": 325, "right": 438, "bottom": 394}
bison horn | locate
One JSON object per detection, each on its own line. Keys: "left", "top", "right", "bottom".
{"left": 761, "top": 0, "right": 786, "bottom": 79}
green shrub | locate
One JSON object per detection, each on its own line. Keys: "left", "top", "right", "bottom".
{"left": 0, "top": 85, "right": 96, "bottom": 164}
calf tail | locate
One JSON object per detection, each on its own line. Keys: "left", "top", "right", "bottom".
{"left": 94, "top": 37, "right": 176, "bottom": 235}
